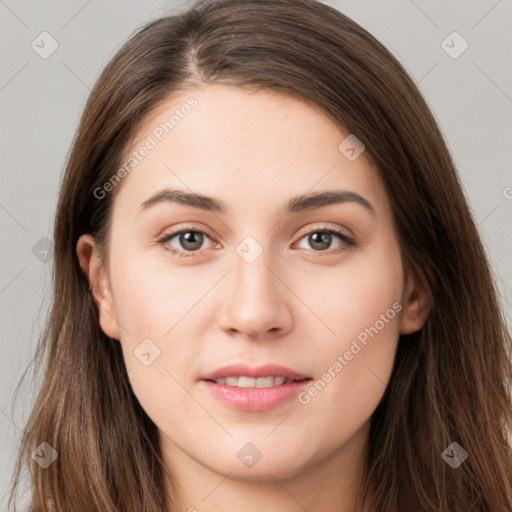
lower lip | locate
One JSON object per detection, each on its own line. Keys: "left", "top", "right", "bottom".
{"left": 201, "top": 379, "right": 312, "bottom": 411}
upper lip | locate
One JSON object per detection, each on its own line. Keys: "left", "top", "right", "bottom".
{"left": 201, "top": 364, "right": 311, "bottom": 381}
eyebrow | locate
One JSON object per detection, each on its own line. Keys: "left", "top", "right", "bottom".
{"left": 139, "top": 188, "right": 375, "bottom": 216}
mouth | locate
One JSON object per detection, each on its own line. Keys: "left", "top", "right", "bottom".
{"left": 203, "top": 375, "right": 311, "bottom": 388}
{"left": 199, "top": 364, "right": 313, "bottom": 411}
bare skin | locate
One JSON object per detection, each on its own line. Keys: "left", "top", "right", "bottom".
{"left": 77, "top": 84, "right": 432, "bottom": 512}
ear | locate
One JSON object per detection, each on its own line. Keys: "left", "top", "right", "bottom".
{"left": 76, "top": 234, "right": 120, "bottom": 340}
{"left": 399, "top": 265, "right": 433, "bottom": 335}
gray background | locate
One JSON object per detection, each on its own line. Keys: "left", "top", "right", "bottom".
{"left": 1, "top": 0, "right": 511, "bottom": 507}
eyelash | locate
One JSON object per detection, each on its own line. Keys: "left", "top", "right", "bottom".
{"left": 157, "top": 225, "right": 356, "bottom": 260}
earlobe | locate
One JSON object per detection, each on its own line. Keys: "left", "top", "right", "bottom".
{"left": 399, "top": 267, "right": 433, "bottom": 335}
{"left": 76, "top": 234, "right": 121, "bottom": 340}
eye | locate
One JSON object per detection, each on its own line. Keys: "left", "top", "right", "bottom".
{"left": 158, "top": 228, "right": 216, "bottom": 258}
{"left": 294, "top": 226, "right": 356, "bottom": 255}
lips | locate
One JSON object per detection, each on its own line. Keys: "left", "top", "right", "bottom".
{"left": 200, "top": 363, "right": 311, "bottom": 382}
{"left": 200, "top": 363, "right": 313, "bottom": 411}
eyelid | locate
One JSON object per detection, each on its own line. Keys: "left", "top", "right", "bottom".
{"left": 158, "top": 223, "right": 217, "bottom": 243}
{"left": 294, "top": 223, "right": 353, "bottom": 241}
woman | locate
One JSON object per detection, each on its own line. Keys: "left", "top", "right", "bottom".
{"left": 9, "top": 0, "right": 512, "bottom": 510}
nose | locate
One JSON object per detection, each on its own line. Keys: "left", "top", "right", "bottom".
{"left": 217, "top": 244, "right": 293, "bottom": 341}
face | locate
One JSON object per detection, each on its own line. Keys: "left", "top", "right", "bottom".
{"left": 78, "top": 84, "right": 429, "bottom": 488}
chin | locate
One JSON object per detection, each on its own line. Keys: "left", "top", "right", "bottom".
{"left": 208, "top": 448, "right": 311, "bottom": 482}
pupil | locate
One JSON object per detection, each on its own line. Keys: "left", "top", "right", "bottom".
{"left": 310, "top": 232, "right": 330, "bottom": 250}
{"left": 182, "top": 231, "right": 202, "bottom": 250}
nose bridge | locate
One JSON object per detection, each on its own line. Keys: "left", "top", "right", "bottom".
{"left": 232, "top": 233, "right": 279, "bottom": 302}
{"left": 217, "top": 233, "right": 291, "bottom": 338}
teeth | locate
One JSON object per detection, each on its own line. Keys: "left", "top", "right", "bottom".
{"left": 213, "top": 376, "right": 293, "bottom": 388}
{"left": 271, "top": 377, "right": 287, "bottom": 386}
{"left": 225, "top": 376, "right": 238, "bottom": 386}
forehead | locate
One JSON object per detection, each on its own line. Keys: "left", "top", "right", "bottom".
{"left": 112, "top": 84, "right": 386, "bottom": 217}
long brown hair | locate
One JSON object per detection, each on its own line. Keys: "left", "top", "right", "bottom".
{"left": 9, "top": 0, "right": 512, "bottom": 510}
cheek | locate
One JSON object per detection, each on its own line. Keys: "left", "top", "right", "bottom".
{"left": 299, "top": 242, "right": 403, "bottom": 417}
{"left": 107, "top": 252, "right": 182, "bottom": 378}
{"left": 110, "top": 249, "right": 204, "bottom": 338}
{"left": 312, "top": 240, "right": 404, "bottom": 345}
